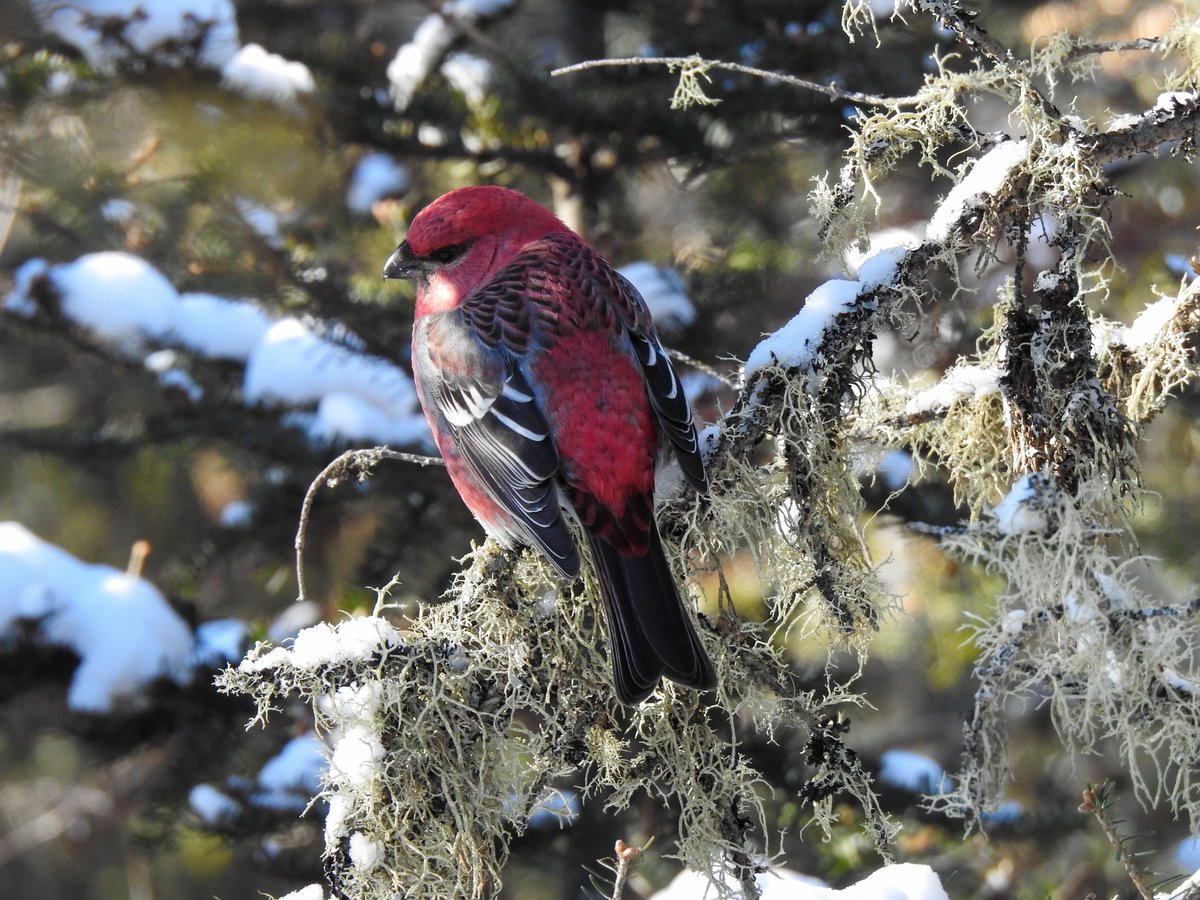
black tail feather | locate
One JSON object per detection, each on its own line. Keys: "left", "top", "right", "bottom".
{"left": 586, "top": 527, "right": 717, "bottom": 704}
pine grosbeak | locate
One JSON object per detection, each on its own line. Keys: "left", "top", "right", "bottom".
{"left": 383, "top": 186, "right": 715, "bottom": 704}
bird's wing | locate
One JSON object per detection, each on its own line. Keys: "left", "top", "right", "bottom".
{"left": 612, "top": 271, "right": 709, "bottom": 493}
{"left": 415, "top": 312, "right": 579, "bottom": 578}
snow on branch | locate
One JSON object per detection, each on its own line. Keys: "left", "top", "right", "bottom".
{"left": 3, "top": 252, "right": 430, "bottom": 449}
{"left": 690, "top": 25, "right": 1200, "bottom": 837}
{"left": 0, "top": 521, "right": 249, "bottom": 713}
{"left": 386, "top": 0, "right": 515, "bottom": 111}
{"left": 31, "top": 0, "right": 314, "bottom": 107}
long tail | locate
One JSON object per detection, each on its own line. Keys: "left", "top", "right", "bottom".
{"left": 586, "top": 526, "right": 716, "bottom": 704}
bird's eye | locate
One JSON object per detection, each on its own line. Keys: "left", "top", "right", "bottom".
{"left": 431, "top": 245, "right": 463, "bottom": 265}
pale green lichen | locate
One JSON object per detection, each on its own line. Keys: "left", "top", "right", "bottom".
{"left": 931, "top": 478, "right": 1200, "bottom": 827}
{"left": 1162, "top": 14, "right": 1200, "bottom": 91}
{"left": 667, "top": 56, "right": 721, "bottom": 110}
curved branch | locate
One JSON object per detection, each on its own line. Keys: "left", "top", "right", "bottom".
{"left": 552, "top": 55, "right": 909, "bottom": 108}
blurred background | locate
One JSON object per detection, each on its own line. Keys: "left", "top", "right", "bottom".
{"left": 1, "top": 0, "right": 1198, "bottom": 896}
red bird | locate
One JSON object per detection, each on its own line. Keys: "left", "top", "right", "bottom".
{"left": 383, "top": 186, "right": 716, "bottom": 704}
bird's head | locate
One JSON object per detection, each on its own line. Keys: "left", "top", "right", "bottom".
{"left": 382, "top": 186, "right": 567, "bottom": 294}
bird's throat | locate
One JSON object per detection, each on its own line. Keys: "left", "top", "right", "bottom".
{"left": 415, "top": 274, "right": 465, "bottom": 317}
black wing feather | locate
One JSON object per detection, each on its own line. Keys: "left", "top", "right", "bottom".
{"left": 615, "top": 274, "right": 708, "bottom": 493}
{"left": 432, "top": 337, "right": 580, "bottom": 579}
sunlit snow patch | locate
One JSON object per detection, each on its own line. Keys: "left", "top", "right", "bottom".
{"left": 0, "top": 522, "right": 194, "bottom": 712}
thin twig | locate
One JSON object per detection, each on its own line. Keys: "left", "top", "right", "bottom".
{"left": 1062, "top": 36, "right": 1165, "bottom": 62}
{"left": 552, "top": 55, "right": 911, "bottom": 107}
{"left": 665, "top": 346, "right": 738, "bottom": 390}
{"left": 905, "top": 521, "right": 969, "bottom": 538}
{"left": 1079, "top": 783, "right": 1155, "bottom": 900}
{"left": 294, "top": 447, "right": 444, "bottom": 602}
{"left": 609, "top": 840, "right": 640, "bottom": 900}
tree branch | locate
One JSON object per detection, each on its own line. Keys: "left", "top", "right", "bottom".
{"left": 552, "top": 55, "right": 908, "bottom": 108}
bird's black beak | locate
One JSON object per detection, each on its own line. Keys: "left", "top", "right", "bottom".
{"left": 382, "top": 241, "right": 419, "bottom": 280}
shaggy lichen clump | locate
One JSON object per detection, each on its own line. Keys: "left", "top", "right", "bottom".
{"left": 222, "top": 489, "right": 891, "bottom": 899}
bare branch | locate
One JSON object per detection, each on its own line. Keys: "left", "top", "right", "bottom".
{"left": 552, "top": 55, "right": 908, "bottom": 108}
{"left": 294, "top": 447, "right": 444, "bottom": 602}
{"left": 1061, "top": 36, "right": 1166, "bottom": 62}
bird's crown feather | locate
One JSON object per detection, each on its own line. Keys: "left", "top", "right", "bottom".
{"left": 406, "top": 186, "right": 568, "bottom": 257}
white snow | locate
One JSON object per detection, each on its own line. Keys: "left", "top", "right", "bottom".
{"left": 218, "top": 499, "right": 254, "bottom": 528}
{"left": 991, "top": 474, "right": 1048, "bottom": 534}
{"left": 446, "top": 0, "right": 517, "bottom": 14}
{"left": 856, "top": 244, "right": 910, "bottom": 290}
{"left": 904, "top": 365, "right": 1002, "bottom": 416}
{"left": 980, "top": 799, "right": 1024, "bottom": 825}
{"left": 255, "top": 733, "right": 325, "bottom": 810}
{"left": 1124, "top": 295, "right": 1179, "bottom": 349}
{"left": 879, "top": 749, "right": 951, "bottom": 794}
{"left": 875, "top": 449, "right": 913, "bottom": 490}
{"left": 242, "top": 616, "right": 403, "bottom": 673}
{"left": 189, "top": 783, "right": 241, "bottom": 825}
{"left": 348, "top": 832, "right": 384, "bottom": 871}
{"left": 650, "top": 867, "right": 827, "bottom": 899}
{"left": 4, "top": 258, "right": 49, "bottom": 317}
{"left": 844, "top": 228, "right": 921, "bottom": 276}
{"left": 277, "top": 885, "right": 329, "bottom": 900}
{"left": 1159, "top": 868, "right": 1200, "bottom": 900}
{"left": 157, "top": 362, "right": 200, "bottom": 394}
{"left": 5, "top": 253, "right": 272, "bottom": 358}
{"left": 650, "top": 864, "right": 948, "bottom": 900}
{"left": 620, "top": 262, "right": 696, "bottom": 331}
{"left": 441, "top": 52, "right": 493, "bottom": 107}
{"left": 745, "top": 279, "right": 864, "bottom": 377}
{"left": 1001, "top": 609, "right": 1027, "bottom": 635}
{"left": 1176, "top": 836, "right": 1200, "bottom": 870}
{"left": 386, "top": 0, "right": 514, "bottom": 110}
{"left": 4, "top": 250, "right": 429, "bottom": 446}
{"left": 37, "top": 0, "right": 241, "bottom": 71}
{"left": 192, "top": 618, "right": 250, "bottom": 667}
{"left": 1106, "top": 111, "right": 1142, "bottom": 131}
{"left": 1164, "top": 253, "right": 1198, "bottom": 280}
{"left": 235, "top": 198, "right": 286, "bottom": 249}
{"left": 329, "top": 725, "right": 383, "bottom": 794}
{"left": 36, "top": 1, "right": 313, "bottom": 109}
{"left": 308, "top": 392, "right": 430, "bottom": 447}
{"left": 417, "top": 123, "right": 448, "bottom": 147}
{"left": 1161, "top": 667, "right": 1197, "bottom": 697}
{"left": 243, "top": 318, "right": 427, "bottom": 445}
{"left": 1155, "top": 91, "right": 1198, "bottom": 113}
{"left": 191, "top": 733, "right": 324, "bottom": 823}
{"left": 927, "top": 140, "right": 1028, "bottom": 242}
{"left": 51, "top": 252, "right": 178, "bottom": 351}
{"left": 175, "top": 292, "right": 273, "bottom": 359}
{"left": 221, "top": 44, "right": 315, "bottom": 106}
{"left": 268, "top": 600, "right": 323, "bottom": 642}
{"left": 388, "top": 15, "right": 457, "bottom": 110}
{"left": 346, "top": 153, "right": 412, "bottom": 214}
{"left": 0, "top": 522, "right": 194, "bottom": 712}
{"left": 100, "top": 199, "right": 137, "bottom": 224}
